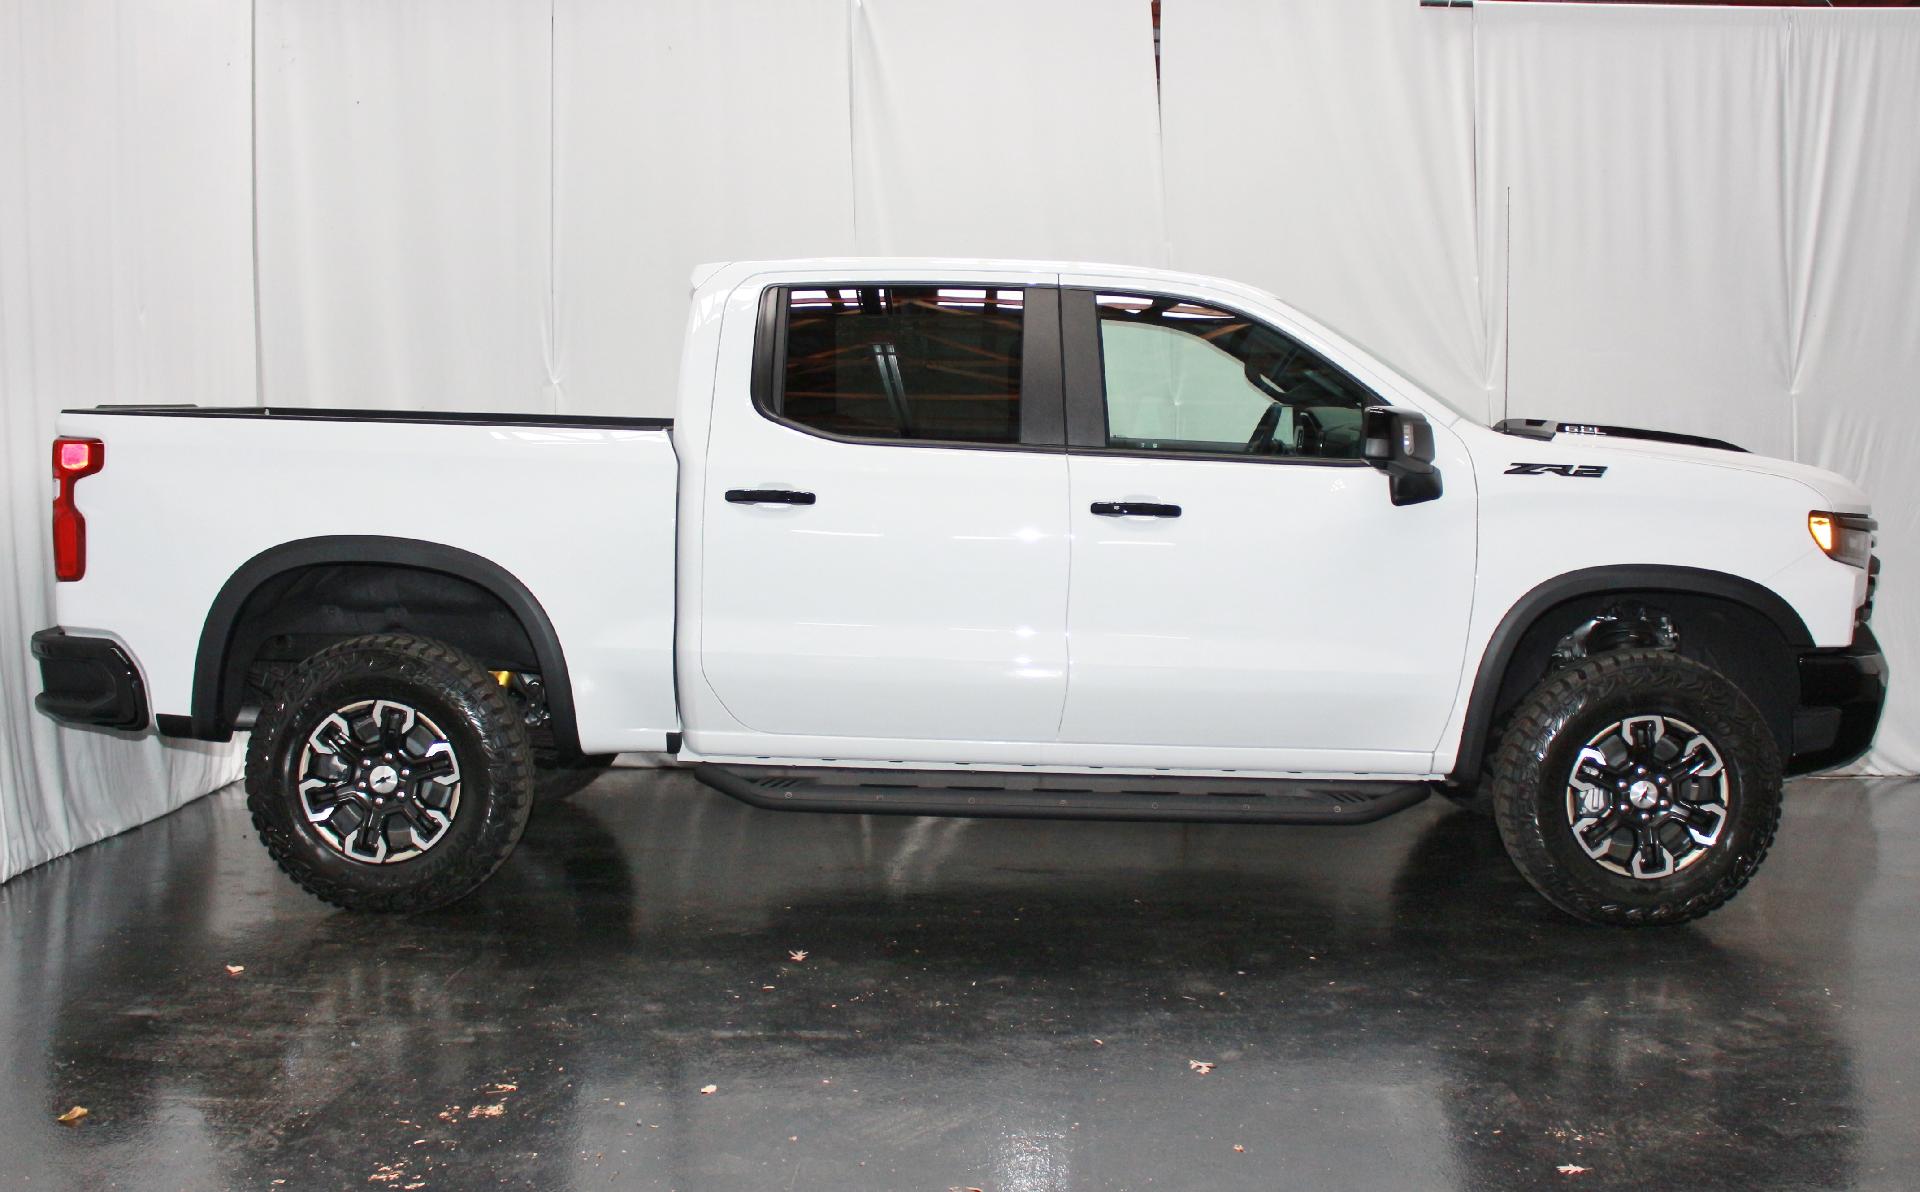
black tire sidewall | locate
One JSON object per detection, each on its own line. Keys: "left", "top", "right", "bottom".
{"left": 1494, "top": 651, "right": 1783, "bottom": 924}
{"left": 247, "top": 636, "right": 533, "bottom": 912}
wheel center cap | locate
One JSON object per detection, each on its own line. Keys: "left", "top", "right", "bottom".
{"left": 368, "top": 765, "right": 401, "bottom": 796}
{"left": 1628, "top": 779, "right": 1661, "bottom": 809}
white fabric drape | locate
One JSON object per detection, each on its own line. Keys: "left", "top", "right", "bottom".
{"left": 1471, "top": 2, "right": 1920, "bottom": 772}
{"left": 552, "top": 0, "right": 857, "bottom": 417}
{"left": 1159, "top": 0, "right": 1488, "bottom": 421}
{"left": 0, "top": 0, "right": 251, "bottom": 884}
{"left": 1473, "top": 5, "right": 1798, "bottom": 458}
{"left": 849, "top": 0, "right": 1165, "bottom": 265}
{"left": 254, "top": 0, "right": 555, "bottom": 411}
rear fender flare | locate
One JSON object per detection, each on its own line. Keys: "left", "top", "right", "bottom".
{"left": 186, "top": 536, "right": 578, "bottom": 753}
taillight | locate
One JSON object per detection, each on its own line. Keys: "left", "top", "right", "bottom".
{"left": 51, "top": 437, "right": 104, "bottom": 581}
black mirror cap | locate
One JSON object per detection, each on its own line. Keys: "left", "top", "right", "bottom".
{"left": 1363, "top": 406, "right": 1443, "bottom": 506}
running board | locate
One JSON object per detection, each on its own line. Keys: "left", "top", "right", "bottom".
{"left": 690, "top": 764, "right": 1430, "bottom": 825}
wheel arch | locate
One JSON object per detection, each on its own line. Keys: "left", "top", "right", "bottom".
{"left": 1451, "top": 565, "right": 1812, "bottom": 786}
{"left": 186, "top": 536, "right": 580, "bottom": 754}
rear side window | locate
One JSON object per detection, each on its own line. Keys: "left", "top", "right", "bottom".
{"left": 770, "top": 286, "right": 1026, "bottom": 444}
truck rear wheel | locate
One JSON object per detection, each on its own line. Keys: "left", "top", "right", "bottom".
{"left": 245, "top": 634, "right": 535, "bottom": 913}
{"left": 1488, "top": 648, "right": 1782, "bottom": 926}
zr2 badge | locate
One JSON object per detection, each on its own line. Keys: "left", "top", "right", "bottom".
{"left": 1506, "top": 462, "right": 1607, "bottom": 478}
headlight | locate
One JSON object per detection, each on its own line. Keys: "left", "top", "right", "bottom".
{"left": 1808, "top": 511, "right": 1875, "bottom": 568}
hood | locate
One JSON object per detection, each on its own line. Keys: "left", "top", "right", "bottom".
{"left": 1490, "top": 419, "right": 1872, "bottom": 512}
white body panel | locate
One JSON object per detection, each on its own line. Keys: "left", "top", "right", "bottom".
{"left": 52, "top": 257, "right": 1874, "bottom": 781}
{"left": 692, "top": 265, "right": 1070, "bottom": 744}
{"left": 52, "top": 413, "right": 681, "bottom": 754}
{"left": 1051, "top": 268, "right": 1478, "bottom": 776}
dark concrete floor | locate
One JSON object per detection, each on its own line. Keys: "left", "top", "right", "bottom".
{"left": 2, "top": 770, "right": 1916, "bottom": 1191}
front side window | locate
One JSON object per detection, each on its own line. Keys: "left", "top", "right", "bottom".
{"left": 773, "top": 286, "right": 1026, "bottom": 444}
{"left": 1095, "top": 293, "right": 1373, "bottom": 459}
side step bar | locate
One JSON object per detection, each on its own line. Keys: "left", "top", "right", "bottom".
{"left": 690, "top": 764, "right": 1430, "bottom": 825}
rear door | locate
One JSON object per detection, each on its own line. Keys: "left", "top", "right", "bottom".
{"left": 697, "top": 272, "right": 1072, "bottom": 747}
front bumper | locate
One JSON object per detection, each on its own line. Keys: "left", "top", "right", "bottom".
{"left": 31, "top": 628, "right": 150, "bottom": 731}
{"left": 1789, "top": 623, "right": 1888, "bottom": 775}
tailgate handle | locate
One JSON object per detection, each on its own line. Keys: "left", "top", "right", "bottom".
{"left": 1091, "top": 501, "right": 1181, "bottom": 518}
{"left": 726, "top": 488, "right": 816, "bottom": 506}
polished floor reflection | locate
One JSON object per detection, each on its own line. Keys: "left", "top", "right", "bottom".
{"left": 2, "top": 769, "right": 1915, "bottom": 1191}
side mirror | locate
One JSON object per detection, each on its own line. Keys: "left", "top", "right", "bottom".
{"left": 1364, "top": 406, "right": 1443, "bottom": 506}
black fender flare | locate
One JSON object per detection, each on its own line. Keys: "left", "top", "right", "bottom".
{"left": 183, "top": 536, "right": 579, "bottom": 753}
{"left": 1449, "top": 564, "right": 1813, "bottom": 785}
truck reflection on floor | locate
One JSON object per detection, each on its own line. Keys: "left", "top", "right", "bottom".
{"left": 17, "top": 769, "right": 1864, "bottom": 1191}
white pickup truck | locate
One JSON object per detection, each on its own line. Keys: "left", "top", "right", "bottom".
{"left": 34, "top": 259, "right": 1886, "bottom": 926}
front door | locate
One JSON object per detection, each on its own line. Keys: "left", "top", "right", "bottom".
{"left": 698, "top": 276, "right": 1072, "bottom": 748}
{"left": 1056, "top": 284, "right": 1476, "bottom": 773}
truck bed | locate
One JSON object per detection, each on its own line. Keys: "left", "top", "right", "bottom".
{"left": 53, "top": 404, "right": 682, "bottom": 754}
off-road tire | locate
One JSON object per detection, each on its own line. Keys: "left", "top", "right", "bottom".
{"left": 246, "top": 634, "right": 536, "bottom": 913}
{"left": 1489, "top": 648, "right": 1782, "bottom": 926}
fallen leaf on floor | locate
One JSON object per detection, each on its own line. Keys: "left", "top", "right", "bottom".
{"left": 225, "top": 965, "right": 245, "bottom": 976}
{"left": 403, "top": 1184, "right": 426, "bottom": 1191}
{"left": 699, "top": 1084, "right": 718, "bottom": 1095}
{"left": 762, "top": 985, "right": 776, "bottom": 991}
{"left": 436, "top": 1107, "right": 460, "bottom": 1123}
{"left": 55, "top": 1106, "right": 88, "bottom": 1126}
{"left": 486, "top": 1083, "right": 517, "bottom": 1094}
{"left": 368, "top": 1162, "right": 406, "bottom": 1184}
{"left": 789, "top": 950, "right": 808, "bottom": 962}
{"left": 466, "top": 1104, "right": 505, "bottom": 1119}
{"left": 1558, "top": 1165, "right": 1590, "bottom": 1176}
{"left": 1188, "top": 1060, "right": 1215, "bottom": 1075}
{"left": 1093, "top": 1039, "right": 1104, "bottom": 1046}
{"left": 1234, "top": 1144, "right": 1246, "bottom": 1153}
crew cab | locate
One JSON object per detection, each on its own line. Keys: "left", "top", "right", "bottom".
{"left": 33, "top": 259, "right": 1887, "bottom": 925}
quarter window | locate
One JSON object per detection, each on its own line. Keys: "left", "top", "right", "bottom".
{"left": 1095, "top": 293, "right": 1373, "bottom": 459}
{"left": 774, "top": 286, "right": 1026, "bottom": 444}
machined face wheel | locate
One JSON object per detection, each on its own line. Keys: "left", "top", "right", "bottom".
{"left": 1566, "top": 713, "right": 1731, "bottom": 880}
{"left": 297, "top": 699, "right": 462, "bottom": 864}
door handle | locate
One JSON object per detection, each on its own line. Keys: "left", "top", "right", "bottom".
{"left": 726, "top": 488, "right": 816, "bottom": 506}
{"left": 1090, "top": 501, "right": 1181, "bottom": 518}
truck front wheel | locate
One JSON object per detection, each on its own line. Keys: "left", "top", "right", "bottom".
{"left": 245, "top": 634, "right": 535, "bottom": 913}
{"left": 1488, "top": 648, "right": 1782, "bottom": 926}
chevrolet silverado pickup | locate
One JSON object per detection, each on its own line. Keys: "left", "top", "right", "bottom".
{"left": 33, "top": 259, "right": 1887, "bottom": 925}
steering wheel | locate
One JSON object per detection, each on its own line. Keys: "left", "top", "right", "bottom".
{"left": 1294, "top": 408, "right": 1326, "bottom": 457}
{"left": 1245, "top": 402, "right": 1284, "bottom": 454}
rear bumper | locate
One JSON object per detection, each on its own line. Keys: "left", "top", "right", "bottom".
{"left": 31, "top": 628, "right": 150, "bottom": 731}
{"left": 1789, "top": 623, "right": 1888, "bottom": 775}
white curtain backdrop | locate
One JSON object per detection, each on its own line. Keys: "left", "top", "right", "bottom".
{"left": 254, "top": 0, "right": 554, "bottom": 411}
{"left": 849, "top": 0, "right": 1166, "bottom": 264}
{"left": 1159, "top": 0, "right": 1488, "bottom": 422}
{"left": 552, "top": 0, "right": 857, "bottom": 417}
{"left": 5, "top": 0, "right": 1918, "bottom": 882}
{"left": 1469, "top": 1, "right": 1920, "bottom": 772}
{"left": 0, "top": 0, "right": 251, "bottom": 884}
